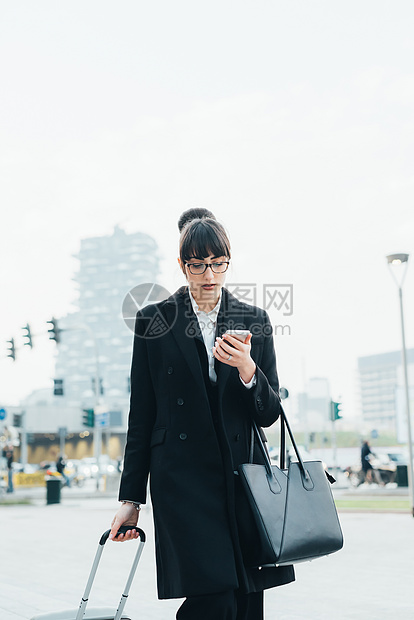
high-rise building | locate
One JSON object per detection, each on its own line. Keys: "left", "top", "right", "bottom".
{"left": 10, "top": 226, "right": 160, "bottom": 464}
{"left": 358, "top": 349, "right": 414, "bottom": 432}
{"left": 55, "top": 225, "right": 160, "bottom": 425}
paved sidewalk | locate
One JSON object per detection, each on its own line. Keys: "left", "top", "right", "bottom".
{"left": 1, "top": 496, "right": 413, "bottom": 619}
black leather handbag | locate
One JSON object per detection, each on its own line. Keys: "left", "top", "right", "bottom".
{"left": 237, "top": 408, "right": 344, "bottom": 567}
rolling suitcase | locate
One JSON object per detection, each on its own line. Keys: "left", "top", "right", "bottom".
{"left": 31, "top": 526, "right": 146, "bottom": 620}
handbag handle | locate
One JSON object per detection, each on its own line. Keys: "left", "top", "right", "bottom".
{"left": 251, "top": 394, "right": 336, "bottom": 485}
{"left": 250, "top": 421, "right": 273, "bottom": 479}
{"left": 280, "top": 409, "right": 286, "bottom": 469}
{"left": 278, "top": 407, "right": 309, "bottom": 479}
{"left": 251, "top": 396, "right": 310, "bottom": 481}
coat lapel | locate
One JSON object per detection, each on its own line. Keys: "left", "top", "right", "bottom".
{"left": 164, "top": 286, "right": 247, "bottom": 400}
{"left": 164, "top": 287, "right": 208, "bottom": 398}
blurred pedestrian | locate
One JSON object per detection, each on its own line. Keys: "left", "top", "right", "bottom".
{"left": 361, "top": 440, "right": 382, "bottom": 484}
{"left": 361, "top": 440, "right": 374, "bottom": 482}
{"left": 5, "top": 445, "right": 14, "bottom": 493}
{"left": 110, "top": 208, "right": 295, "bottom": 620}
{"left": 56, "top": 454, "right": 71, "bottom": 487}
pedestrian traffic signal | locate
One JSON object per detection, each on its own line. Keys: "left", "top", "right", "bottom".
{"left": 82, "top": 408, "right": 95, "bottom": 428}
{"left": 6, "top": 338, "right": 16, "bottom": 361}
{"left": 54, "top": 379, "right": 64, "bottom": 396}
{"left": 47, "top": 317, "right": 61, "bottom": 343}
{"left": 330, "top": 400, "right": 343, "bottom": 421}
{"left": 22, "top": 323, "right": 33, "bottom": 348}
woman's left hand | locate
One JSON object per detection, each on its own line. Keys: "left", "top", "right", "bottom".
{"left": 213, "top": 333, "right": 256, "bottom": 384}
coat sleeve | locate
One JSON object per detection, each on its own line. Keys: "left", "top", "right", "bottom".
{"left": 240, "top": 309, "right": 283, "bottom": 428}
{"left": 118, "top": 311, "right": 156, "bottom": 504}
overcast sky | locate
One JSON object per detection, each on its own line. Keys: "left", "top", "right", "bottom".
{"left": 1, "top": 1, "right": 414, "bottom": 427}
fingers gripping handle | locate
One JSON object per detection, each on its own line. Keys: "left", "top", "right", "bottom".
{"left": 100, "top": 526, "right": 146, "bottom": 545}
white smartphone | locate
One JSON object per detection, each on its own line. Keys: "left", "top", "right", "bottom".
{"left": 224, "top": 329, "right": 251, "bottom": 343}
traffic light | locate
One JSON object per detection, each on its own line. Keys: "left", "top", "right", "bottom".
{"left": 53, "top": 379, "right": 64, "bottom": 396}
{"left": 6, "top": 338, "right": 16, "bottom": 361}
{"left": 47, "top": 317, "right": 61, "bottom": 343}
{"left": 82, "top": 408, "right": 95, "bottom": 428}
{"left": 22, "top": 323, "right": 33, "bottom": 348}
{"left": 330, "top": 400, "right": 343, "bottom": 421}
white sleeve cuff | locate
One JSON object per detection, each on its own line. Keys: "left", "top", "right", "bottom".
{"left": 239, "top": 373, "right": 257, "bottom": 389}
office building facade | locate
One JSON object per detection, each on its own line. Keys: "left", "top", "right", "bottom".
{"left": 358, "top": 349, "right": 414, "bottom": 432}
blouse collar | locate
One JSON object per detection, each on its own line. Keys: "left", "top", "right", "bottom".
{"left": 188, "top": 287, "right": 222, "bottom": 320}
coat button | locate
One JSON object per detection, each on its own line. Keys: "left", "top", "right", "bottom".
{"left": 177, "top": 397, "right": 184, "bottom": 406}
{"left": 179, "top": 433, "right": 187, "bottom": 440}
{"left": 167, "top": 367, "right": 173, "bottom": 375}
{"left": 235, "top": 434, "right": 240, "bottom": 441}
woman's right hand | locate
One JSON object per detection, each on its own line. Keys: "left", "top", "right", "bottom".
{"left": 109, "top": 502, "right": 140, "bottom": 542}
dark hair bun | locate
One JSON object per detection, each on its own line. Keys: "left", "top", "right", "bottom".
{"left": 178, "top": 208, "right": 216, "bottom": 232}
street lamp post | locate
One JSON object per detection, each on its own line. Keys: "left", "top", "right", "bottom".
{"left": 386, "top": 253, "right": 414, "bottom": 517}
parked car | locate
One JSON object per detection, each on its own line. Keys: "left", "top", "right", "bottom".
{"left": 79, "top": 456, "right": 119, "bottom": 478}
{"left": 78, "top": 457, "right": 99, "bottom": 479}
{"left": 386, "top": 451, "right": 408, "bottom": 465}
{"left": 11, "top": 462, "right": 39, "bottom": 474}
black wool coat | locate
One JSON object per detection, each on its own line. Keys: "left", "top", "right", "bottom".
{"left": 119, "top": 286, "right": 295, "bottom": 599}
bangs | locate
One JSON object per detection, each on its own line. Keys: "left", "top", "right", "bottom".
{"left": 180, "top": 219, "right": 231, "bottom": 263}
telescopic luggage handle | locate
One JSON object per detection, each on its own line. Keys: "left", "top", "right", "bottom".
{"left": 75, "top": 526, "right": 146, "bottom": 620}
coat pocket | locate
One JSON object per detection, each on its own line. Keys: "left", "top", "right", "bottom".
{"left": 150, "top": 427, "right": 166, "bottom": 448}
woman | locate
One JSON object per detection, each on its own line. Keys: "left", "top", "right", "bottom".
{"left": 110, "top": 209, "right": 295, "bottom": 619}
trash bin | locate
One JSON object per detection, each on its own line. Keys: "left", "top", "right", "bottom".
{"left": 46, "top": 477, "right": 61, "bottom": 504}
{"left": 396, "top": 464, "right": 408, "bottom": 487}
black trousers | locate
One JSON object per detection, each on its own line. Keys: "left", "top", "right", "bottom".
{"left": 176, "top": 589, "right": 264, "bottom": 620}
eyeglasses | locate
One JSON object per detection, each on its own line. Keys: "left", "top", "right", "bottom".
{"left": 185, "top": 261, "right": 230, "bottom": 275}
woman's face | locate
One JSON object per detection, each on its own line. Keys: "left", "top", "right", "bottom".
{"left": 178, "top": 253, "right": 229, "bottom": 307}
